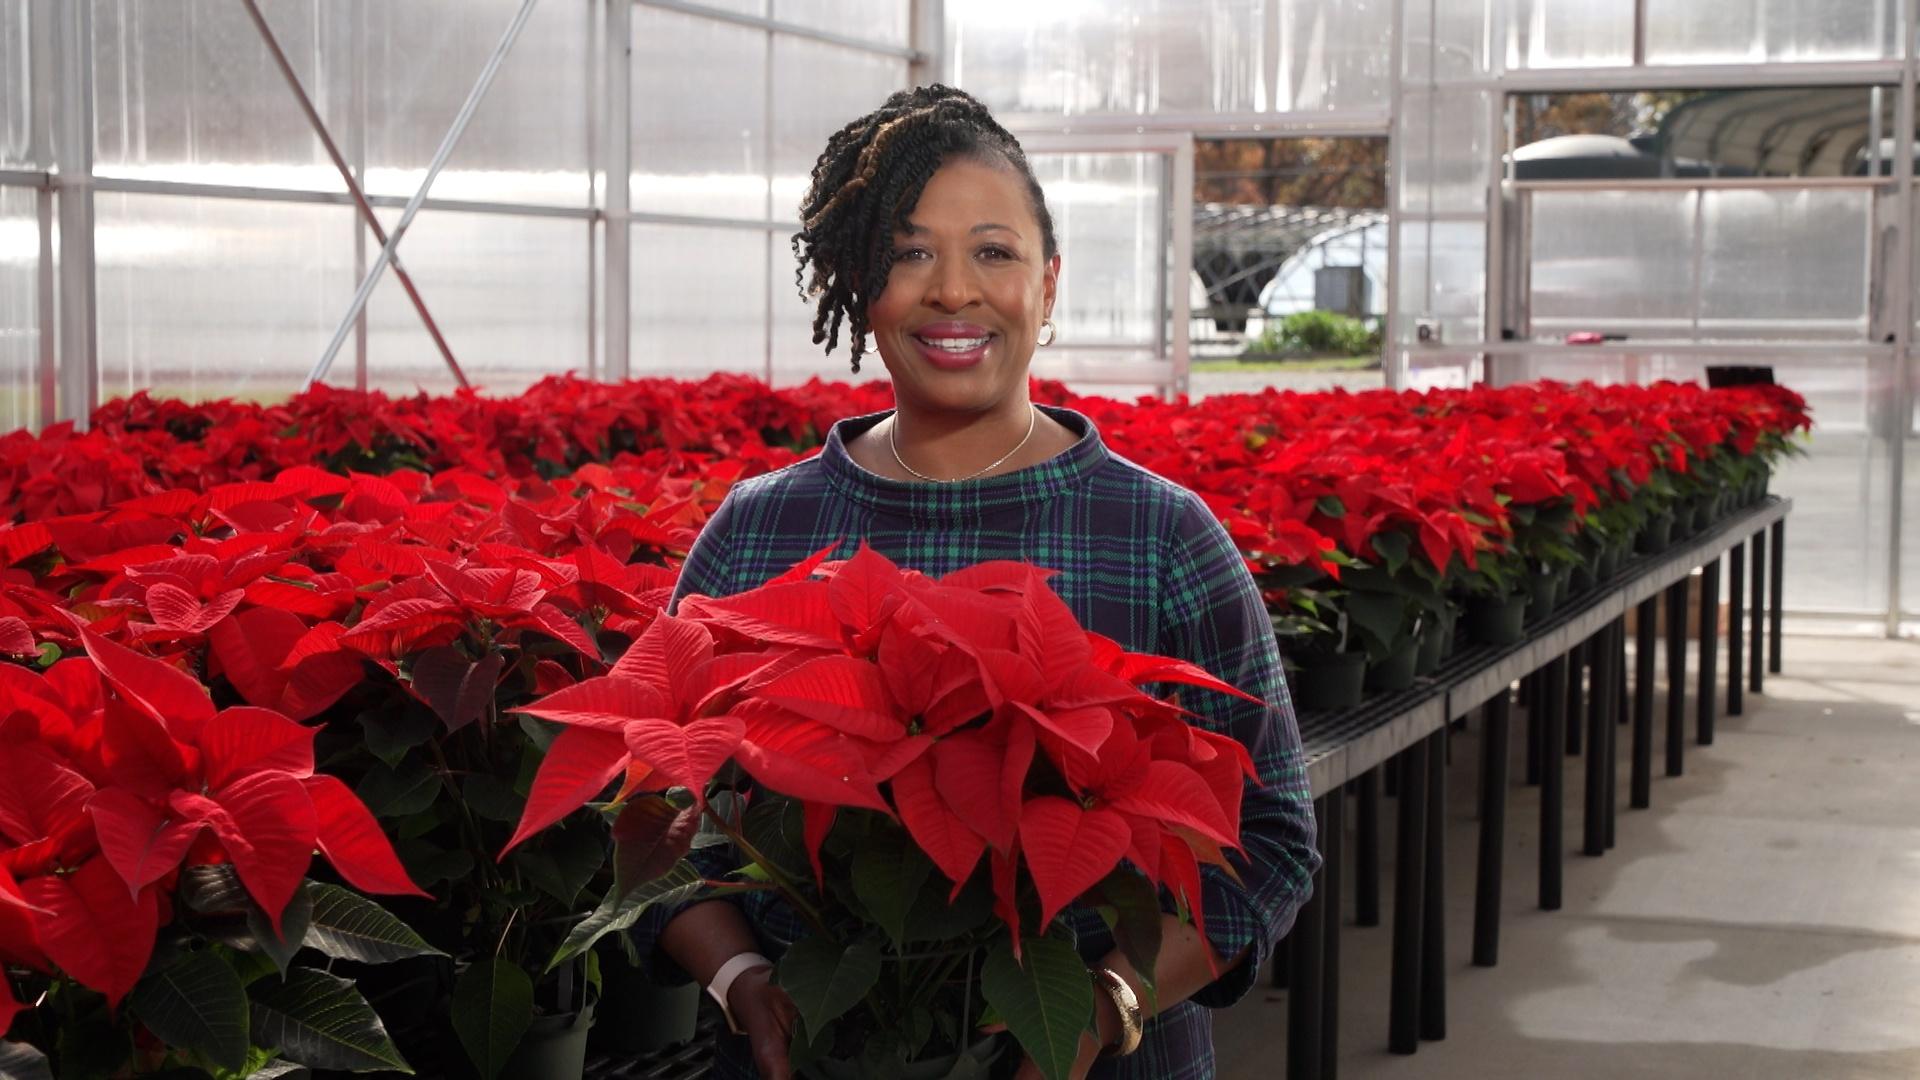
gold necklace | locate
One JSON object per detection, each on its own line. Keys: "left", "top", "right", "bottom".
{"left": 888, "top": 406, "right": 1040, "bottom": 483}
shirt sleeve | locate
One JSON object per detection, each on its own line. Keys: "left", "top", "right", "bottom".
{"left": 1155, "top": 491, "right": 1321, "bottom": 1009}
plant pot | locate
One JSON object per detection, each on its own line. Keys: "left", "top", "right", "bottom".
{"left": 802, "top": 1032, "right": 1012, "bottom": 1080}
{"left": 1364, "top": 636, "right": 1419, "bottom": 693}
{"left": 1413, "top": 609, "right": 1455, "bottom": 676}
{"left": 1636, "top": 514, "right": 1674, "bottom": 554}
{"left": 1465, "top": 592, "right": 1529, "bottom": 646}
{"left": 1524, "top": 569, "right": 1559, "bottom": 625}
{"left": 1286, "top": 651, "right": 1367, "bottom": 711}
{"left": 1597, "top": 542, "right": 1623, "bottom": 581}
{"left": 1686, "top": 499, "right": 1711, "bottom": 534}
{"left": 591, "top": 967, "right": 699, "bottom": 1056}
{"left": 1570, "top": 560, "right": 1597, "bottom": 595}
{"left": 504, "top": 1003, "right": 595, "bottom": 1080}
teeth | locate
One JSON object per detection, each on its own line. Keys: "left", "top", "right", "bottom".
{"left": 921, "top": 336, "right": 990, "bottom": 352}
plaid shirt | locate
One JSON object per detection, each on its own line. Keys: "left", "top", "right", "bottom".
{"left": 638, "top": 406, "right": 1319, "bottom": 1079}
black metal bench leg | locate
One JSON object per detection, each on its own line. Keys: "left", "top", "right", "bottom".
{"left": 1420, "top": 729, "right": 1446, "bottom": 1042}
{"left": 1389, "top": 740, "right": 1429, "bottom": 1054}
{"left": 1565, "top": 639, "right": 1585, "bottom": 757}
{"left": 1473, "top": 693, "right": 1511, "bottom": 968}
{"left": 1321, "top": 788, "right": 1343, "bottom": 1080}
{"left": 1769, "top": 519, "right": 1784, "bottom": 674}
{"left": 1287, "top": 796, "right": 1328, "bottom": 1080}
{"left": 1728, "top": 543, "right": 1745, "bottom": 716}
{"left": 1584, "top": 622, "right": 1615, "bottom": 857}
{"left": 1749, "top": 529, "right": 1766, "bottom": 694}
{"left": 1524, "top": 673, "right": 1542, "bottom": 786}
{"left": 1665, "top": 577, "right": 1689, "bottom": 778}
{"left": 1632, "top": 596, "right": 1657, "bottom": 809}
{"left": 1606, "top": 618, "right": 1623, "bottom": 849}
{"left": 1540, "top": 654, "right": 1567, "bottom": 911}
{"left": 1356, "top": 768, "right": 1380, "bottom": 928}
{"left": 1698, "top": 558, "right": 1719, "bottom": 746}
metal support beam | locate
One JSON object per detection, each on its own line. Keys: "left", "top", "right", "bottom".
{"left": 51, "top": 0, "right": 97, "bottom": 427}
{"left": 1697, "top": 558, "right": 1720, "bottom": 745}
{"left": 604, "top": 0, "right": 632, "bottom": 382}
{"left": 1473, "top": 692, "right": 1511, "bottom": 968}
{"left": 307, "top": 0, "right": 542, "bottom": 390}
{"left": 908, "top": 0, "right": 945, "bottom": 86}
{"left": 1388, "top": 739, "right": 1429, "bottom": 1055}
{"left": 1749, "top": 529, "right": 1767, "bottom": 694}
{"left": 1632, "top": 597, "right": 1656, "bottom": 809}
{"left": 240, "top": 0, "right": 466, "bottom": 390}
{"left": 1539, "top": 654, "right": 1566, "bottom": 911}
{"left": 1665, "top": 577, "right": 1689, "bottom": 776}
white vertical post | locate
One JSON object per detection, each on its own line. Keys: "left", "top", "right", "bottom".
{"left": 1170, "top": 136, "right": 1194, "bottom": 400}
{"left": 763, "top": 19, "right": 776, "bottom": 387}
{"left": 584, "top": 0, "right": 602, "bottom": 381}
{"left": 910, "top": 0, "right": 945, "bottom": 86}
{"left": 351, "top": 0, "right": 369, "bottom": 391}
{"left": 1885, "top": 0, "right": 1916, "bottom": 635}
{"left": 52, "top": 0, "right": 97, "bottom": 428}
{"left": 604, "top": 0, "right": 632, "bottom": 382}
{"left": 1383, "top": 0, "right": 1405, "bottom": 390}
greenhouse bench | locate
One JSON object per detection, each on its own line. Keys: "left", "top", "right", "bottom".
{"left": 1279, "top": 495, "right": 1792, "bottom": 1080}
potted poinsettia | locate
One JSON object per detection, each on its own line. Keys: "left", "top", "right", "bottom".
{"left": 0, "top": 620, "right": 431, "bottom": 1078}
{"left": 501, "top": 546, "right": 1257, "bottom": 1080}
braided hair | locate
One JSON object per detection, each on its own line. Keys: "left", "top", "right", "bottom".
{"left": 792, "top": 85, "right": 1058, "bottom": 372}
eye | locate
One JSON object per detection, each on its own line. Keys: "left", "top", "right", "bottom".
{"left": 892, "top": 245, "right": 930, "bottom": 262}
{"left": 978, "top": 245, "right": 1016, "bottom": 261}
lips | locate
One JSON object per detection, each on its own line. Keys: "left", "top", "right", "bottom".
{"left": 910, "top": 322, "right": 997, "bottom": 371}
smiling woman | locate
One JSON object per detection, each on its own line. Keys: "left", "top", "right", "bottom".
{"left": 638, "top": 84, "right": 1320, "bottom": 1080}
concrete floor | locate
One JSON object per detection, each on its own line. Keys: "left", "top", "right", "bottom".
{"left": 1215, "top": 634, "right": 1920, "bottom": 1080}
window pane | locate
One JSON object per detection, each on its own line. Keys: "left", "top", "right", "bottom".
{"left": 92, "top": 0, "right": 348, "bottom": 190}
{"left": 1030, "top": 152, "right": 1164, "bottom": 346}
{"left": 1699, "top": 188, "right": 1867, "bottom": 339}
{"left": 947, "top": 0, "right": 1268, "bottom": 116}
{"left": 95, "top": 193, "right": 355, "bottom": 403}
{"left": 362, "top": 0, "right": 590, "bottom": 207}
{"left": 1, "top": 0, "right": 31, "bottom": 168}
{"left": 363, "top": 211, "right": 588, "bottom": 397}
{"left": 771, "top": 36, "right": 907, "bottom": 223}
{"left": 774, "top": 0, "right": 908, "bottom": 49}
{"left": 633, "top": 8, "right": 768, "bottom": 221}
{"left": 1503, "top": 0, "right": 1634, "bottom": 69}
{"left": 1398, "top": 87, "right": 1489, "bottom": 214}
{"left": 631, "top": 225, "right": 767, "bottom": 379}
{"left": 1529, "top": 189, "right": 1696, "bottom": 341}
{"left": 1646, "top": 0, "right": 1898, "bottom": 64}
{"left": 0, "top": 186, "right": 35, "bottom": 431}
{"left": 1275, "top": 0, "right": 1391, "bottom": 112}
{"left": 770, "top": 232, "right": 888, "bottom": 388}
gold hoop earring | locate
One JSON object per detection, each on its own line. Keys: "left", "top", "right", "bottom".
{"left": 1037, "top": 319, "right": 1057, "bottom": 347}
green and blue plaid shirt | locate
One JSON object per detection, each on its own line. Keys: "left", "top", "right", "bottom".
{"left": 646, "top": 405, "right": 1318, "bottom": 1079}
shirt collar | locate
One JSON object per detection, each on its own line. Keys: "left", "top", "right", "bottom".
{"left": 819, "top": 404, "right": 1110, "bottom": 520}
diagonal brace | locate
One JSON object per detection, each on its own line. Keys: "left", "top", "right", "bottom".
{"left": 304, "top": 0, "right": 542, "bottom": 391}
{"left": 240, "top": 0, "right": 466, "bottom": 390}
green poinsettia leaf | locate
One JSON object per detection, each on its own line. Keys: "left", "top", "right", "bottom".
{"left": 980, "top": 936, "right": 1093, "bottom": 1080}
{"left": 774, "top": 935, "right": 882, "bottom": 1037}
{"left": 128, "top": 949, "right": 252, "bottom": 1073}
{"left": 451, "top": 960, "right": 531, "bottom": 1080}
{"left": 548, "top": 860, "right": 704, "bottom": 971}
{"left": 249, "top": 969, "right": 411, "bottom": 1074}
{"left": 302, "top": 883, "right": 444, "bottom": 964}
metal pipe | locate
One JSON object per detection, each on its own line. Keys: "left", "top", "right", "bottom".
{"left": 1388, "top": 739, "right": 1428, "bottom": 1054}
{"left": 1697, "top": 558, "right": 1720, "bottom": 745}
{"left": 238, "top": 0, "right": 466, "bottom": 389}
{"left": 637, "top": 0, "right": 923, "bottom": 62}
{"left": 1665, "top": 577, "right": 1689, "bottom": 776}
{"left": 52, "top": 0, "right": 97, "bottom": 427}
{"left": 1769, "top": 520, "right": 1785, "bottom": 672}
{"left": 1539, "top": 654, "right": 1566, "bottom": 911}
{"left": 605, "top": 0, "right": 632, "bottom": 382}
{"left": 1320, "top": 786, "right": 1342, "bottom": 1080}
{"left": 1355, "top": 768, "right": 1381, "bottom": 927}
{"left": 1632, "top": 596, "right": 1657, "bottom": 808}
{"left": 1420, "top": 730, "right": 1446, "bottom": 1042}
{"left": 1473, "top": 692, "right": 1511, "bottom": 967}
{"left": 1584, "top": 630, "right": 1611, "bottom": 856}
{"left": 1750, "top": 529, "right": 1767, "bottom": 693}
{"left": 1287, "top": 796, "right": 1328, "bottom": 1080}
{"left": 307, "top": 0, "right": 543, "bottom": 390}
{"left": 84, "top": 175, "right": 599, "bottom": 219}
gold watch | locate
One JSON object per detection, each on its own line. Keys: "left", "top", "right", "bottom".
{"left": 1090, "top": 967, "right": 1143, "bottom": 1057}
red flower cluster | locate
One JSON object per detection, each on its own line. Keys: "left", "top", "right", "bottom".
{"left": 507, "top": 545, "right": 1256, "bottom": 945}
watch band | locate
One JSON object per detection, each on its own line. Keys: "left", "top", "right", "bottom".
{"left": 706, "top": 951, "right": 773, "bottom": 1035}
{"left": 1091, "top": 967, "right": 1144, "bottom": 1057}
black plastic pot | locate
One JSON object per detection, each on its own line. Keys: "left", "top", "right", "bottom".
{"left": 1413, "top": 609, "right": 1455, "bottom": 676}
{"left": 1364, "top": 637, "right": 1420, "bottom": 693}
{"left": 1636, "top": 514, "right": 1674, "bottom": 554}
{"left": 592, "top": 967, "right": 698, "bottom": 1056}
{"left": 1465, "top": 592, "right": 1529, "bottom": 646}
{"left": 505, "top": 1004, "right": 595, "bottom": 1080}
{"left": 1524, "top": 569, "right": 1560, "bottom": 625}
{"left": 1597, "top": 542, "right": 1623, "bottom": 580}
{"left": 1287, "top": 651, "right": 1367, "bottom": 711}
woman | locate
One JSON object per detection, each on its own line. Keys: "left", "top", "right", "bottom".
{"left": 639, "top": 85, "right": 1319, "bottom": 1079}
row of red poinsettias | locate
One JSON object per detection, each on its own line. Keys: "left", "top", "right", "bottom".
{"left": 0, "top": 376, "right": 1808, "bottom": 1076}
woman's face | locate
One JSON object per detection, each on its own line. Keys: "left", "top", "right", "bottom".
{"left": 866, "top": 157, "right": 1060, "bottom": 417}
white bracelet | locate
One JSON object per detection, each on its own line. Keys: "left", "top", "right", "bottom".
{"left": 706, "top": 951, "right": 773, "bottom": 1035}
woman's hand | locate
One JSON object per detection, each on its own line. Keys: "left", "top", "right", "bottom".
{"left": 727, "top": 964, "right": 800, "bottom": 1080}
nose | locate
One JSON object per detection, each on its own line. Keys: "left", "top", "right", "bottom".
{"left": 922, "top": 254, "right": 980, "bottom": 313}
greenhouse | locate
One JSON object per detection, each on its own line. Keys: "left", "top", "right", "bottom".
{"left": 0, "top": 1, "right": 1915, "bottom": 1079}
